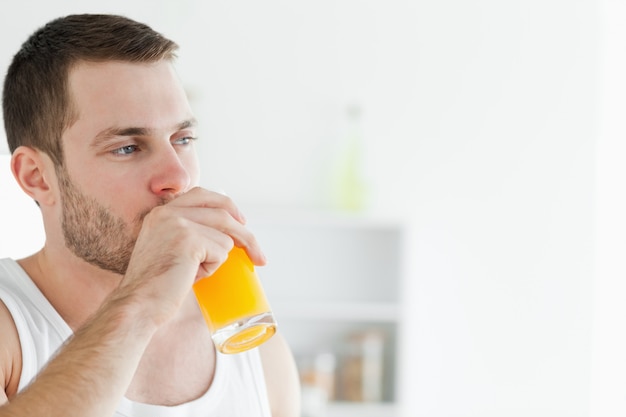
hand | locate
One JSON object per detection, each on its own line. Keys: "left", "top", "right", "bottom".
{"left": 119, "top": 187, "right": 265, "bottom": 326}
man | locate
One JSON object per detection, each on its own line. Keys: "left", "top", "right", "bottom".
{"left": 0, "top": 13, "right": 300, "bottom": 416}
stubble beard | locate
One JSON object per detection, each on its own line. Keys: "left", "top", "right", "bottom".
{"left": 57, "top": 167, "right": 141, "bottom": 276}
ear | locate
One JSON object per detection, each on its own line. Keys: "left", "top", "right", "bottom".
{"left": 11, "top": 146, "right": 57, "bottom": 207}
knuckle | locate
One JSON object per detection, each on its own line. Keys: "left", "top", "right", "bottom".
{"left": 144, "top": 204, "right": 170, "bottom": 222}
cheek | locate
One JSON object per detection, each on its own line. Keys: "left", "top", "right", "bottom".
{"left": 184, "top": 151, "right": 201, "bottom": 186}
{"left": 91, "top": 182, "right": 146, "bottom": 223}
{"left": 67, "top": 156, "right": 189, "bottom": 234}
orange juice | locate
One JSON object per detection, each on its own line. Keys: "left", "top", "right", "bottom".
{"left": 193, "top": 246, "right": 276, "bottom": 353}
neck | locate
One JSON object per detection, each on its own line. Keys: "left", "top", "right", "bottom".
{"left": 18, "top": 245, "right": 124, "bottom": 331}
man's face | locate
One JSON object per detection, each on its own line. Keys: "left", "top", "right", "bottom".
{"left": 57, "top": 60, "right": 199, "bottom": 274}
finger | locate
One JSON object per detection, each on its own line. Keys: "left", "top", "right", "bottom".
{"left": 149, "top": 204, "right": 266, "bottom": 267}
{"left": 195, "top": 230, "right": 235, "bottom": 279}
{"left": 167, "top": 187, "right": 246, "bottom": 224}
{"left": 193, "top": 207, "right": 265, "bottom": 266}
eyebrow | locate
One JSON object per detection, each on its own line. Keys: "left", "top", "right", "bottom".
{"left": 91, "top": 118, "right": 198, "bottom": 147}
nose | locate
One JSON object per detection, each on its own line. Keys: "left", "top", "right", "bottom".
{"left": 149, "top": 146, "right": 192, "bottom": 198}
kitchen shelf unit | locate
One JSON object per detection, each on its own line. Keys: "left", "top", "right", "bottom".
{"left": 247, "top": 209, "right": 407, "bottom": 417}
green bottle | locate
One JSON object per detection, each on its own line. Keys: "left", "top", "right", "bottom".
{"left": 334, "top": 104, "right": 368, "bottom": 212}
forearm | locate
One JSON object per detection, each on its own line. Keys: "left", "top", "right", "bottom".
{"left": 0, "top": 188, "right": 263, "bottom": 416}
{"left": 1, "top": 288, "right": 157, "bottom": 417}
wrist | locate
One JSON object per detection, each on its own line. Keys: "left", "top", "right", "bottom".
{"left": 88, "top": 283, "right": 162, "bottom": 345}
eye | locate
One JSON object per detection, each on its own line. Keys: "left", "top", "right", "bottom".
{"left": 111, "top": 144, "right": 139, "bottom": 156}
{"left": 172, "top": 136, "right": 197, "bottom": 146}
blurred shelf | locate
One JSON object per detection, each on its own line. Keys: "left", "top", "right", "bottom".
{"left": 246, "top": 207, "right": 405, "bottom": 230}
{"left": 273, "top": 302, "right": 400, "bottom": 322}
{"left": 324, "top": 402, "right": 398, "bottom": 417}
{"left": 249, "top": 210, "right": 406, "bottom": 416}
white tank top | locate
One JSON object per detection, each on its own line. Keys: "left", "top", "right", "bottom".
{"left": 0, "top": 258, "right": 272, "bottom": 417}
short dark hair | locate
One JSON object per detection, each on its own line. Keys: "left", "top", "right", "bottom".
{"left": 2, "top": 14, "right": 179, "bottom": 166}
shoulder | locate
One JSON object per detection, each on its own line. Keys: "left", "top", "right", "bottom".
{"left": 258, "top": 332, "right": 300, "bottom": 417}
{"left": 0, "top": 298, "right": 22, "bottom": 401}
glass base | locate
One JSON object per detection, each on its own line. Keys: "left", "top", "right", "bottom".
{"left": 212, "top": 312, "right": 277, "bottom": 354}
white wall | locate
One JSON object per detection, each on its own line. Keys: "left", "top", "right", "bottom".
{"left": 589, "top": 1, "right": 626, "bottom": 415}
{"left": 389, "top": 2, "right": 598, "bottom": 416}
{"left": 0, "top": 1, "right": 609, "bottom": 416}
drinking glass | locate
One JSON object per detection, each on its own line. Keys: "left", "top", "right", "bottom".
{"left": 193, "top": 246, "right": 277, "bottom": 354}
